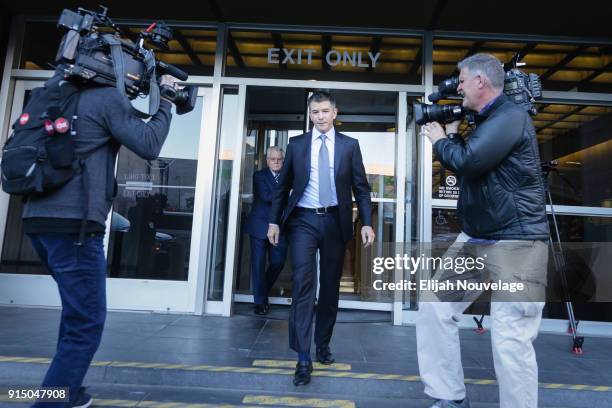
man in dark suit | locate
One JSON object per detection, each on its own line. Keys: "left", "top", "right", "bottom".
{"left": 267, "top": 90, "right": 375, "bottom": 386}
{"left": 245, "top": 147, "right": 288, "bottom": 315}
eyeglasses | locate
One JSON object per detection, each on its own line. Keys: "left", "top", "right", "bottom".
{"left": 268, "top": 158, "right": 284, "bottom": 162}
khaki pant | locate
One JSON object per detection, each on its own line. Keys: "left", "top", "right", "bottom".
{"left": 416, "top": 232, "right": 548, "bottom": 408}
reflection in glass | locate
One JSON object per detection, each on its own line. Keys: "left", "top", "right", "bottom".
{"left": 108, "top": 186, "right": 194, "bottom": 280}
{"left": 0, "top": 196, "right": 45, "bottom": 275}
{"left": 433, "top": 39, "right": 612, "bottom": 93}
{"left": 348, "top": 202, "right": 396, "bottom": 302}
{"left": 431, "top": 208, "right": 612, "bottom": 322}
{"left": 234, "top": 88, "right": 401, "bottom": 303}
{"left": 107, "top": 97, "right": 203, "bottom": 281}
{"left": 208, "top": 89, "right": 240, "bottom": 301}
{"left": 0, "top": 90, "right": 45, "bottom": 275}
{"left": 545, "top": 214, "right": 612, "bottom": 322}
{"left": 235, "top": 87, "right": 305, "bottom": 301}
{"left": 537, "top": 104, "right": 612, "bottom": 207}
{"left": 432, "top": 102, "right": 612, "bottom": 209}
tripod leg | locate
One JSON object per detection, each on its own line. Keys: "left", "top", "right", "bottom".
{"left": 473, "top": 314, "right": 486, "bottom": 334}
{"left": 547, "top": 189, "right": 584, "bottom": 354}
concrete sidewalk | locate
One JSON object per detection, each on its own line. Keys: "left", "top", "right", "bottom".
{"left": 0, "top": 304, "right": 611, "bottom": 407}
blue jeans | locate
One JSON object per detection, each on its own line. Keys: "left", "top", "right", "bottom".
{"left": 28, "top": 233, "right": 107, "bottom": 408}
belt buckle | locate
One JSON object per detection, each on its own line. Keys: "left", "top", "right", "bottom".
{"left": 315, "top": 207, "right": 326, "bottom": 215}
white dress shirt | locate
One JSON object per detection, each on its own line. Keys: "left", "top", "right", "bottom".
{"left": 297, "top": 127, "right": 339, "bottom": 208}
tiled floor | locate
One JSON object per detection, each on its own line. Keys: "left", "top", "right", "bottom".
{"left": 1, "top": 304, "right": 611, "bottom": 386}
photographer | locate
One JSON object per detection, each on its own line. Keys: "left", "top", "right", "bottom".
{"left": 418, "top": 53, "right": 549, "bottom": 408}
{"left": 23, "top": 72, "right": 176, "bottom": 408}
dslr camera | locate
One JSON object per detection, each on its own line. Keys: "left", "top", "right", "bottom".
{"left": 414, "top": 55, "right": 543, "bottom": 125}
{"left": 55, "top": 6, "right": 197, "bottom": 115}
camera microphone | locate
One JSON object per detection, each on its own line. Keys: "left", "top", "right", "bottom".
{"left": 428, "top": 92, "right": 444, "bottom": 103}
{"left": 157, "top": 61, "right": 188, "bottom": 82}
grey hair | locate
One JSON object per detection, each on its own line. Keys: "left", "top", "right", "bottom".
{"left": 457, "top": 53, "right": 505, "bottom": 91}
{"left": 266, "top": 146, "right": 284, "bottom": 158}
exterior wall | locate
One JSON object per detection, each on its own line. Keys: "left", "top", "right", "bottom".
{"left": 0, "top": 11, "right": 11, "bottom": 95}
{"left": 0, "top": 16, "right": 611, "bottom": 333}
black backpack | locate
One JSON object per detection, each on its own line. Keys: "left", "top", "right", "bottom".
{"left": 1, "top": 73, "right": 81, "bottom": 197}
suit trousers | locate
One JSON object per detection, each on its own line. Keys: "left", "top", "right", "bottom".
{"left": 286, "top": 210, "right": 346, "bottom": 353}
{"left": 250, "top": 235, "right": 287, "bottom": 305}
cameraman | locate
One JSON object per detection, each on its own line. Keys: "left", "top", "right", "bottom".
{"left": 419, "top": 53, "right": 549, "bottom": 408}
{"left": 23, "top": 72, "right": 177, "bottom": 408}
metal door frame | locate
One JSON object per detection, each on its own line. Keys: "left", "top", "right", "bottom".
{"left": 0, "top": 79, "right": 215, "bottom": 313}
{"left": 218, "top": 78, "right": 421, "bottom": 320}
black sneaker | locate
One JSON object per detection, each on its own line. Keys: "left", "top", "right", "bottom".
{"left": 71, "top": 387, "right": 93, "bottom": 408}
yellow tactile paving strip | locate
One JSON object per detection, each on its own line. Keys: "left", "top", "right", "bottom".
{"left": 0, "top": 395, "right": 263, "bottom": 407}
{"left": 252, "top": 359, "right": 352, "bottom": 371}
{"left": 0, "top": 355, "right": 609, "bottom": 393}
{"left": 242, "top": 395, "right": 355, "bottom": 407}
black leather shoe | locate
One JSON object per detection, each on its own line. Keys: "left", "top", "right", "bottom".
{"left": 316, "top": 346, "right": 335, "bottom": 365}
{"left": 254, "top": 304, "right": 269, "bottom": 315}
{"left": 293, "top": 361, "right": 313, "bottom": 386}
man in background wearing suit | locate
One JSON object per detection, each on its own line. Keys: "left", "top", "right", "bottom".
{"left": 268, "top": 90, "right": 375, "bottom": 386}
{"left": 245, "top": 147, "right": 288, "bottom": 315}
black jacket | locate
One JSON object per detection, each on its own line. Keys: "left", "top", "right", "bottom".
{"left": 246, "top": 169, "right": 279, "bottom": 240}
{"left": 433, "top": 93, "right": 549, "bottom": 240}
{"left": 23, "top": 83, "right": 172, "bottom": 226}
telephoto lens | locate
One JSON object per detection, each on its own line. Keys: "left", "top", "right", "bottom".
{"left": 413, "top": 102, "right": 465, "bottom": 125}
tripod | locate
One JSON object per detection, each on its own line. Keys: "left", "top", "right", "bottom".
{"left": 541, "top": 160, "right": 584, "bottom": 354}
{"left": 472, "top": 161, "right": 584, "bottom": 354}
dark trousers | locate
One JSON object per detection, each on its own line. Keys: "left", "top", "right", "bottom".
{"left": 250, "top": 235, "right": 287, "bottom": 305}
{"left": 286, "top": 210, "right": 346, "bottom": 353}
{"left": 28, "top": 233, "right": 107, "bottom": 408}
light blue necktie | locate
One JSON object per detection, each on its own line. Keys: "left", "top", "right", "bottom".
{"left": 318, "top": 134, "right": 332, "bottom": 207}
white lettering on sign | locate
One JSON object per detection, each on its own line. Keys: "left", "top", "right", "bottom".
{"left": 267, "top": 48, "right": 381, "bottom": 69}
{"left": 268, "top": 48, "right": 280, "bottom": 64}
{"left": 326, "top": 50, "right": 341, "bottom": 66}
{"left": 304, "top": 49, "right": 316, "bottom": 64}
{"left": 369, "top": 51, "right": 380, "bottom": 68}
{"left": 268, "top": 48, "right": 319, "bottom": 65}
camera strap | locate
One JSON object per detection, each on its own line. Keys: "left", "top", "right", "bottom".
{"left": 102, "top": 34, "right": 161, "bottom": 118}
{"left": 141, "top": 48, "right": 160, "bottom": 117}
{"left": 102, "top": 34, "right": 128, "bottom": 97}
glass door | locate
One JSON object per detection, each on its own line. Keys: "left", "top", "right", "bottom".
{"left": 0, "top": 81, "right": 212, "bottom": 313}
{"left": 230, "top": 86, "right": 402, "bottom": 312}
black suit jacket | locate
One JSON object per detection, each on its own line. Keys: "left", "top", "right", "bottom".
{"left": 269, "top": 131, "right": 373, "bottom": 243}
{"left": 245, "top": 169, "right": 278, "bottom": 240}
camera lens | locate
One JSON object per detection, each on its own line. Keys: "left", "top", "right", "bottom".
{"left": 413, "top": 102, "right": 464, "bottom": 125}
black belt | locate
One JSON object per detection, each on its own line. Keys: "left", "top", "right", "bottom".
{"left": 295, "top": 206, "right": 338, "bottom": 215}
